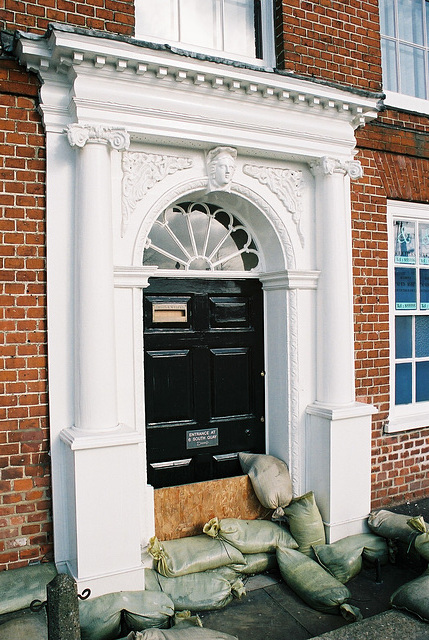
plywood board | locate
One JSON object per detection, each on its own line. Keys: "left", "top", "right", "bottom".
{"left": 154, "top": 475, "right": 269, "bottom": 540}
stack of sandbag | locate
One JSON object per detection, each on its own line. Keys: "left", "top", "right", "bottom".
{"left": 79, "top": 590, "right": 175, "bottom": 640}
{"left": 389, "top": 514, "right": 429, "bottom": 622}
{"left": 146, "top": 534, "right": 247, "bottom": 611}
{"left": 368, "top": 509, "right": 425, "bottom": 566}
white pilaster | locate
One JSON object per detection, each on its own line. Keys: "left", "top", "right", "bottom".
{"left": 306, "top": 157, "right": 377, "bottom": 542}
{"left": 58, "top": 125, "right": 145, "bottom": 597}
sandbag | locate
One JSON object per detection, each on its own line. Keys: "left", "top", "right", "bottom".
{"left": 367, "top": 510, "right": 422, "bottom": 544}
{"left": 127, "top": 627, "right": 238, "bottom": 639}
{"left": 0, "top": 610, "right": 48, "bottom": 640}
{"left": 148, "top": 535, "right": 245, "bottom": 578}
{"left": 313, "top": 533, "right": 388, "bottom": 583}
{"left": 79, "top": 591, "right": 174, "bottom": 640}
{"left": 121, "top": 592, "right": 175, "bottom": 634}
{"left": 407, "top": 516, "right": 429, "bottom": 562}
{"left": 238, "top": 452, "right": 292, "bottom": 511}
{"left": 239, "top": 552, "right": 277, "bottom": 575}
{"left": 203, "top": 517, "right": 297, "bottom": 554}
{"left": 390, "top": 568, "right": 429, "bottom": 622}
{"left": 144, "top": 568, "right": 245, "bottom": 611}
{"left": 0, "top": 562, "right": 57, "bottom": 615}
{"left": 275, "top": 492, "right": 325, "bottom": 556}
{"left": 276, "top": 547, "right": 359, "bottom": 618}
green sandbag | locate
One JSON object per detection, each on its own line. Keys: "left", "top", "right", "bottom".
{"left": 276, "top": 547, "right": 360, "bottom": 618}
{"left": 144, "top": 568, "right": 245, "bottom": 611}
{"left": 275, "top": 492, "right": 325, "bottom": 556}
{"left": 128, "top": 626, "right": 239, "bottom": 639}
{"left": 79, "top": 591, "right": 174, "bottom": 640}
{"left": 239, "top": 552, "right": 277, "bottom": 575}
{"left": 313, "top": 533, "right": 388, "bottom": 583}
{"left": 0, "top": 562, "right": 57, "bottom": 615}
{"left": 203, "top": 517, "right": 297, "bottom": 553}
{"left": 0, "top": 610, "right": 48, "bottom": 640}
{"left": 238, "top": 452, "right": 293, "bottom": 511}
{"left": 148, "top": 535, "right": 245, "bottom": 578}
{"left": 390, "top": 568, "right": 429, "bottom": 622}
{"left": 407, "top": 516, "right": 429, "bottom": 561}
{"left": 121, "top": 592, "right": 175, "bottom": 634}
{"left": 367, "top": 510, "right": 423, "bottom": 544}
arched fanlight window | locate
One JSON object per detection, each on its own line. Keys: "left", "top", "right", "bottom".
{"left": 143, "top": 202, "right": 260, "bottom": 271}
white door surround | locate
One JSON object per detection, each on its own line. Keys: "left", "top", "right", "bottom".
{"left": 16, "top": 25, "right": 379, "bottom": 596}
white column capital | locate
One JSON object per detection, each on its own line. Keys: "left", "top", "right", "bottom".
{"left": 66, "top": 124, "right": 130, "bottom": 151}
{"left": 310, "top": 156, "right": 363, "bottom": 180}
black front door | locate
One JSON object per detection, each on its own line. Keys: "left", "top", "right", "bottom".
{"left": 144, "top": 278, "right": 265, "bottom": 488}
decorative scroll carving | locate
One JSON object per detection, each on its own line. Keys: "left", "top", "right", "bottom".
{"left": 206, "top": 146, "right": 237, "bottom": 193}
{"left": 243, "top": 164, "right": 305, "bottom": 247}
{"left": 66, "top": 124, "right": 130, "bottom": 150}
{"left": 310, "top": 156, "right": 363, "bottom": 180}
{"left": 121, "top": 152, "right": 193, "bottom": 236}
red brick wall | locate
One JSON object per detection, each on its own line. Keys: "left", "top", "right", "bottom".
{"left": 0, "top": 60, "right": 52, "bottom": 570}
{"left": 275, "top": 0, "right": 383, "bottom": 93}
{"left": 354, "top": 117, "right": 429, "bottom": 510}
{"left": 2, "top": 0, "right": 134, "bottom": 36}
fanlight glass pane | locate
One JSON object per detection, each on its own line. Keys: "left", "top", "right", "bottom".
{"left": 143, "top": 202, "right": 260, "bottom": 272}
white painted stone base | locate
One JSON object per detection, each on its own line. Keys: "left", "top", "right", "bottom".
{"left": 305, "top": 402, "right": 377, "bottom": 543}
{"left": 59, "top": 428, "right": 146, "bottom": 597}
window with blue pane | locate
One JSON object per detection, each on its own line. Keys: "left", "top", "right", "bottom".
{"left": 394, "top": 218, "right": 429, "bottom": 406}
{"left": 379, "top": 0, "right": 429, "bottom": 99}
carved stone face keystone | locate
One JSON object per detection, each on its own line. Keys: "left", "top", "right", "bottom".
{"left": 206, "top": 146, "right": 237, "bottom": 192}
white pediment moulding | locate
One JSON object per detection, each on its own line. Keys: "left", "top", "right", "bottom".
{"left": 66, "top": 123, "right": 130, "bottom": 150}
{"left": 310, "top": 156, "right": 363, "bottom": 180}
{"left": 121, "top": 151, "right": 193, "bottom": 236}
{"left": 243, "top": 164, "right": 304, "bottom": 247}
{"left": 260, "top": 270, "right": 320, "bottom": 290}
{"left": 15, "top": 27, "right": 379, "bottom": 129}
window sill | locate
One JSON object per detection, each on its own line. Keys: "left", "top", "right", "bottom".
{"left": 383, "top": 90, "right": 429, "bottom": 116}
{"left": 385, "top": 409, "right": 429, "bottom": 433}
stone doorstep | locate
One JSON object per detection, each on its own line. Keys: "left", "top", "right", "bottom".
{"left": 310, "top": 609, "right": 429, "bottom": 640}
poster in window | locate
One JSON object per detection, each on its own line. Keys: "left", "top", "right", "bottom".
{"left": 419, "top": 223, "right": 429, "bottom": 264}
{"left": 394, "top": 220, "right": 416, "bottom": 264}
{"left": 420, "top": 268, "right": 429, "bottom": 310}
{"left": 395, "top": 267, "right": 417, "bottom": 310}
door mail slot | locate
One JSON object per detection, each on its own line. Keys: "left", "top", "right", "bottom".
{"left": 152, "top": 303, "right": 188, "bottom": 323}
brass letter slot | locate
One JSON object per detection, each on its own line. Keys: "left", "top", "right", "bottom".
{"left": 152, "top": 303, "right": 188, "bottom": 323}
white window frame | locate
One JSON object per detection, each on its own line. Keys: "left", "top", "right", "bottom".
{"left": 134, "top": 0, "right": 275, "bottom": 69}
{"left": 379, "top": 0, "right": 429, "bottom": 113}
{"left": 387, "top": 200, "right": 429, "bottom": 433}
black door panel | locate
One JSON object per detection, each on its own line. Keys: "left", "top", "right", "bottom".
{"left": 144, "top": 278, "right": 265, "bottom": 488}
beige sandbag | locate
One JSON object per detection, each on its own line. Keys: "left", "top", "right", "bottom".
{"left": 0, "top": 610, "right": 48, "bottom": 640}
{"left": 144, "top": 568, "right": 245, "bottom": 611}
{"left": 239, "top": 552, "right": 277, "bottom": 575}
{"left": 127, "top": 627, "right": 238, "bottom": 639}
{"left": 238, "top": 452, "right": 292, "bottom": 511}
{"left": 203, "top": 517, "right": 297, "bottom": 553}
{"left": 148, "top": 535, "right": 245, "bottom": 578}
{"left": 390, "top": 568, "right": 429, "bottom": 622}
{"left": 407, "top": 516, "right": 429, "bottom": 562}
{"left": 276, "top": 547, "right": 360, "bottom": 619}
{"left": 367, "top": 510, "right": 423, "bottom": 544}
{"left": 80, "top": 591, "right": 174, "bottom": 640}
{"left": 0, "top": 562, "right": 57, "bottom": 615}
{"left": 275, "top": 491, "right": 325, "bottom": 556}
{"left": 313, "top": 533, "right": 388, "bottom": 583}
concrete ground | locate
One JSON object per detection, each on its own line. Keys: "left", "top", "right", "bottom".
{"left": 199, "top": 499, "right": 429, "bottom": 640}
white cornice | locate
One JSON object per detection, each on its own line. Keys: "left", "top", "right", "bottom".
{"left": 16, "top": 28, "right": 379, "bottom": 134}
